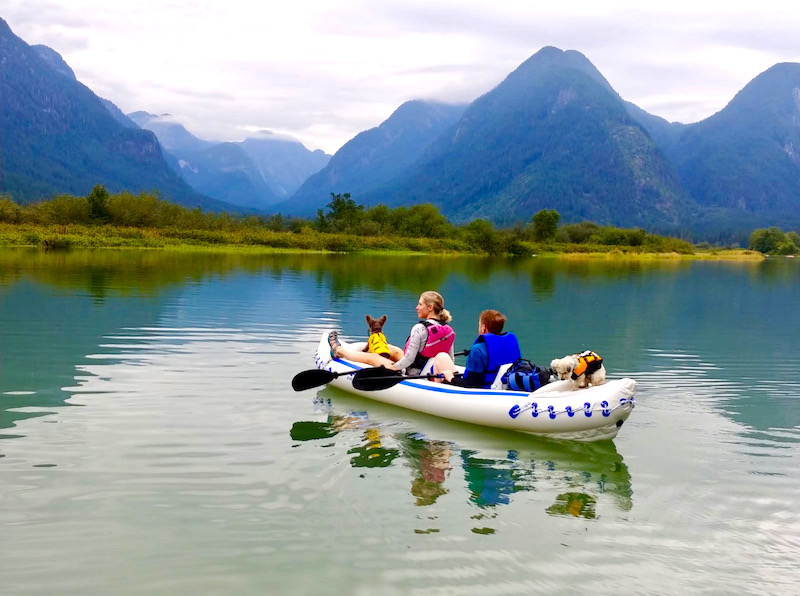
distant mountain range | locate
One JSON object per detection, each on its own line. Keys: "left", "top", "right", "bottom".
{"left": 283, "top": 47, "right": 800, "bottom": 234}
{"left": 3, "top": 15, "right": 800, "bottom": 237}
{"left": 665, "top": 63, "right": 800, "bottom": 231}
{"left": 0, "top": 18, "right": 232, "bottom": 211}
{"left": 284, "top": 100, "right": 467, "bottom": 215}
{"left": 0, "top": 17, "right": 328, "bottom": 212}
{"left": 127, "top": 112, "right": 330, "bottom": 210}
{"left": 360, "top": 48, "right": 692, "bottom": 229}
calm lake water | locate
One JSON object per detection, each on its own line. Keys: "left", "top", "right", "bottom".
{"left": 1, "top": 248, "right": 799, "bottom": 595}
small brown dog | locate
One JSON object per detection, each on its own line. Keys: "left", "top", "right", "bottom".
{"left": 364, "top": 315, "right": 390, "bottom": 358}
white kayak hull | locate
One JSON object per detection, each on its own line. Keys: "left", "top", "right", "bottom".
{"left": 313, "top": 332, "right": 636, "bottom": 442}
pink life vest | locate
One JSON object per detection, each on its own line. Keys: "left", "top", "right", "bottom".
{"left": 404, "top": 320, "right": 455, "bottom": 369}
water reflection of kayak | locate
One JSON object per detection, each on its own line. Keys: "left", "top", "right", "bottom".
{"left": 313, "top": 332, "right": 637, "bottom": 442}
{"left": 292, "top": 392, "right": 634, "bottom": 513}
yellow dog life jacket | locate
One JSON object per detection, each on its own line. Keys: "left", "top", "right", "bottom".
{"left": 368, "top": 332, "right": 390, "bottom": 358}
{"left": 572, "top": 350, "right": 602, "bottom": 379}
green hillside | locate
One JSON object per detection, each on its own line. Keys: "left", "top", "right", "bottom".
{"left": 360, "top": 48, "right": 693, "bottom": 229}
{"left": 666, "top": 63, "right": 800, "bottom": 228}
{"left": 0, "top": 18, "right": 230, "bottom": 211}
{"left": 285, "top": 100, "right": 466, "bottom": 216}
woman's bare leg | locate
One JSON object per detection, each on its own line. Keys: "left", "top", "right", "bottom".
{"left": 386, "top": 344, "right": 404, "bottom": 362}
{"left": 432, "top": 352, "right": 457, "bottom": 383}
{"left": 328, "top": 332, "right": 399, "bottom": 367}
{"left": 334, "top": 345, "right": 394, "bottom": 367}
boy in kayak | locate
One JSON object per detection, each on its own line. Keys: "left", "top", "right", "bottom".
{"left": 433, "top": 309, "right": 521, "bottom": 388}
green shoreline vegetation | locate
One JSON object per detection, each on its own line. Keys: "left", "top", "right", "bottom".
{"left": 0, "top": 186, "right": 793, "bottom": 259}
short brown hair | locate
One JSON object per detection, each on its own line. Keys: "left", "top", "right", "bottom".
{"left": 479, "top": 310, "right": 506, "bottom": 335}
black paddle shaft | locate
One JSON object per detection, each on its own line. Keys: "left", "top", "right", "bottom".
{"left": 292, "top": 365, "right": 444, "bottom": 392}
{"left": 351, "top": 367, "right": 442, "bottom": 391}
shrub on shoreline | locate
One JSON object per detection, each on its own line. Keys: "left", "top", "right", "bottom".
{"left": 0, "top": 188, "right": 751, "bottom": 258}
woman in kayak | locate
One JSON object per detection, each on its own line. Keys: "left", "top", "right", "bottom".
{"left": 328, "top": 290, "right": 456, "bottom": 376}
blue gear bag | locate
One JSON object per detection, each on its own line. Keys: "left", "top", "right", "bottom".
{"left": 501, "top": 359, "right": 553, "bottom": 392}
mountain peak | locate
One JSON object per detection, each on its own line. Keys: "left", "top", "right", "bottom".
{"left": 284, "top": 99, "right": 465, "bottom": 214}
{"left": 245, "top": 129, "right": 302, "bottom": 144}
{"left": 510, "top": 46, "right": 614, "bottom": 94}
{"left": 32, "top": 45, "right": 76, "bottom": 80}
{"left": 126, "top": 111, "right": 212, "bottom": 153}
{"left": 663, "top": 59, "right": 800, "bottom": 221}
{"left": 717, "top": 61, "right": 800, "bottom": 120}
{"left": 127, "top": 110, "right": 158, "bottom": 122}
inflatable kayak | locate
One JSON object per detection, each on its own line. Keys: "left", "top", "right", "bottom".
{"left": 305, "top": 332, "right": 637, "bottom": 442}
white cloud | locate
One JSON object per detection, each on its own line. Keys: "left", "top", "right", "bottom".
{"left": 4, "top": 0, "right": 800, "bottom": 153}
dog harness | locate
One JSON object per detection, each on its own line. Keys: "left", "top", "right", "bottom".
{"left": 405, "top": 320, "right": 455, "bottom": 371}
{"left": 571, "top": 350, "right": 603, "bottom": 380}
{"left": 367, "top": 332, "right": 391, "bottom": 358}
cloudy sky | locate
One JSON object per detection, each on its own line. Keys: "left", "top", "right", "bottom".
{"left": 5, "top": 1, "right": 800, "bottom": 154}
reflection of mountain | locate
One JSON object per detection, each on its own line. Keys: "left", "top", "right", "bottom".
{"left": 0, "top": 249, "right": 284, "bottom": 301}
{"left": 0, "top": 272, "right": 172, "bottom": 435}
{"left": 0, "top": 249, "right": 323, "bottom": 437}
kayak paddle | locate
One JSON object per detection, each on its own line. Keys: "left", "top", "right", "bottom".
{"left": 292, "top": 368, "right": 351, "bottom": 391}
{"left": 292, "top": 365, "right": 400, "bottom": 391}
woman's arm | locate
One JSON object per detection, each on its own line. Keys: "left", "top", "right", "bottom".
{"left": 391, "top": 323, "right": 426, "bottom": 371}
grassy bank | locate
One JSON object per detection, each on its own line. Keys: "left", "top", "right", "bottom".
{"left": 0, "top": 223, "right": 470, "bottom": 253}
{"left": 0, "top": 222, "right": 764, "bottom": 259}
{"left": 0, "top": 190, "right": 769, "bottom": 259}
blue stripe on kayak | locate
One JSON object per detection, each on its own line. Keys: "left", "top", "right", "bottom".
{"left": 397, "top": 380, "right": 516, "bottom": 396}
{"left": 336, "top": 360, "right": 360, "bottom": 371}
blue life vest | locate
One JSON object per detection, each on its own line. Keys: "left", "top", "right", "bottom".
{"left": 466, "top": 332, "right": 522, "bottom": 389}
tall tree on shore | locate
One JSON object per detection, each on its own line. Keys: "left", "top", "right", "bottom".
{"left": 532, "top": 209, "right": 560, "bottom": 241}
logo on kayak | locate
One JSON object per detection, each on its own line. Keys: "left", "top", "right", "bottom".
{"left": 509, "top": 401, "right": 595, "bottom": 420}
{"left": 508, "top": 402, "right": 545, "bottom": 418}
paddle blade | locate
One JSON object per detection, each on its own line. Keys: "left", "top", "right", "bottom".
{"left": 352, "top": 367, "right": 405, "bottom": 391}
{"left": 292, "top": 368, "right": 336, "bottom": 391}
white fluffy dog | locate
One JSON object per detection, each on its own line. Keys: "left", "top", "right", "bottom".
{"left": 550, "top": 350, "right": 606, "bottom": 390}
